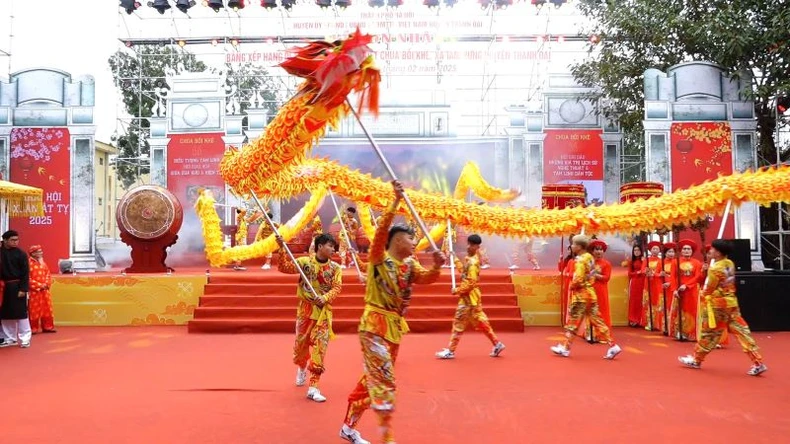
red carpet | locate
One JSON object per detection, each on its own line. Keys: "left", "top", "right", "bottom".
{"left": 188, "top": 258, "right": 525, "bottom": 334}
{"left": 2, "top": 327, "right": 788, "bottom": 443}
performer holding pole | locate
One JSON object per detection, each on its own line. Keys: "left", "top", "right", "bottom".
{"left": 446, "top": 220, "right": 456, "bottom": 290}
{"left": 550, "top": 235, "right": 622, "bottom": 360}
{"left": 435, "top": 233, "right": 505, "bottom": 360}
{"left": 340, "top": 181, "right": 445, "bottom": 444}
{"left": 250, "top": 192, "right": 341, "bottom": 403}
{"left": 329, "top": 190, "right": 364, "bottom": 282}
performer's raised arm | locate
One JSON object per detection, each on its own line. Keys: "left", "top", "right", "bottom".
{"left": 368, "top": 181, "right": 403, "bottom": 266}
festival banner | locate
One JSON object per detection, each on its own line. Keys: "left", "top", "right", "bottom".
{"left": 670, "top": 122, "right": 735, "bottom": 241}
{"left": 542, "top": 129, "right": 604, "bottom": 203}
{"left": 166, "top": 133, "right": 227, "bottom": 210}
{"left": 9, "top": 127, "right": 71, "bottom": 269}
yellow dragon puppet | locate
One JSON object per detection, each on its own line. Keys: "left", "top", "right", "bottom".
{"left": 195, "top": 29, "right": 790, "bottom": 267}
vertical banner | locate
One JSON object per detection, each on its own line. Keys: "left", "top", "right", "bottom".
{"left": 166, "top": 133, "right": 227, "bottom": 248}
{"left": 542, "top": 129, "right": 604, "bottom": 203}
{"left": 670, "top": 122, "right": 735, "bottom": 241}
{"left": 9, "top": 128, "right": 71, "bottom": 269}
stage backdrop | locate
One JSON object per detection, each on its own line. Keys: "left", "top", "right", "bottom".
{"left": 670, "top": 122, "right": 735, "bottom": 243}
{"left": 282, "top": 139, "right": 505, "bottom": 219}
{"left": 9, "top": 127, "right": 71, "bottom": 269}
{"left": 542, "top": 129, "right": 604, "bottom": 203}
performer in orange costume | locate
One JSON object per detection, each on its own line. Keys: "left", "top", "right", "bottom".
{"left": 510, "top": 237, "right": 540, "bottom": 270}
{"left": 276, "top": 232, "right": 342, "bottom": 403}
{"left": 670, "top": 239, "right": 702, "bottom": 340}
{"left": 589, "top": 239, "right": 612, "bottom": 342}
{"left": 626, "top": 244, "right": 647, "bottom": 327}
{"left": 339, "top": 206, "right": 360, "bottom": 268}
{"left": 435, "top": 234, "right": 505, "bottom": 359}
{"left": 679, "top": 239, "right": 767, "bottom": 376}
{"left": 558, "top": 246, "right": 575, "bottom": 326}
{"left": 661, "top": 242, "right": 678, "bottom": 335}
{"left": 253, "top": 210, "right": 278, "bottom": 269}
{"left": 550, "top": 235, "right": 622, "bottom": 359}
{"left": 27, "top": 245, "right": 55, "bottom": 334}
{"left": 341, "top": 181, "right": 445, "bottom": 444}
{"left": 307, "top": 215, "right": 324, "bottom": 255}
{"left": 643, "top": 241, "right": 664, "bottom": 331}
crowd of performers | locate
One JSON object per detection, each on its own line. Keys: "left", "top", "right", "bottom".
{"left": 243, "top": 182, "right": 766, "bottom": 444}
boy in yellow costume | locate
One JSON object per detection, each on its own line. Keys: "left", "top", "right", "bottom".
{"left": 550, "top": 235, "right": 622, "bottom": 359}
{"left": 276, "top": 232, "right": 342, "bottom": 402}
{"left": 435, "top": 234, "right": 505, "bottom": 359}
{"left": 678, "top": 239, "right": 767, "bottom": 376}
{"left": 340, "top": 181, "right": 445, "bottom": 444}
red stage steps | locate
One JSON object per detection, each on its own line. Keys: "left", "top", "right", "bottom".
{"left": 187, "top": 261, "right": 525, "bottom": 334}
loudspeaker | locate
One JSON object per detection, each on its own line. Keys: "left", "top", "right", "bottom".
{"left": 737, "top": 272, "right": 790, "bottom": 331}
{"left": 725, "top": 238, "right": 752, "bottom": 272}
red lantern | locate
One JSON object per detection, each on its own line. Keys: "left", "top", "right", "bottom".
{"left": 19, "top": 157, "right": 33, "bottom": 179}
{"left": 619, "top": 181, "right": 664, "bottom": 204}
{"left": 676, "top": 140, "right": 693, "bottom": 154}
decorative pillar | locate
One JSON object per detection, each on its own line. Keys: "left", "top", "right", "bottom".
{"left": 147, "top": 116, "right": 169, "bottom": 186}
{"left": 525, "top": 74, "right": 621, "bottom": 205}
{"left": 0, "top": 69, "right": 97, "bottom": 271}
{"left": 643, "top": 61, "right": 759, "bottom": 265}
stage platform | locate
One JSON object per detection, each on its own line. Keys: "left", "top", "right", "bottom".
{"left": 51, "top": 266, "right": 631, "bottom": 329}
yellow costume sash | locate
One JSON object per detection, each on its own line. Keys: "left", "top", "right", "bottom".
{"left": 364, "top": 304, "right": 410, "bottom": 334}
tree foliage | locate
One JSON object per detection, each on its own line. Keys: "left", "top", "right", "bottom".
{"left": 571, "top": 0, "right": 790, "bottom": 178}
{"left": 108, "top": 46, "right": 285, "bottom": 188}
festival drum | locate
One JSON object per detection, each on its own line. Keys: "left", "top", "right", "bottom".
{"left": 541, "top": 184, "right": 586, "bottom": 209}
{"left": 619, "top": 182, "right": 664, "bottom": 203}
{"left": 116, "top": 185, "right": 184, "bottom": 241}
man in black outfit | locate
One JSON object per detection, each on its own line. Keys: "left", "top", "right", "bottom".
{"left": 0, "top": 230, "right": 32, "bottom": 348}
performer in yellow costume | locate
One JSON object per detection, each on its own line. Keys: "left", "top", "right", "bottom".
{"left": 307, "top": 215, "right": 324, "bottom": 255}
{"left": 678, "top": 239, "right": 767, "bottom": 376}
{"left": 276, "top": 232, "right": 342, "bottom": 402}
{"left": 339, "top": 206, "right": 360, "bottom": 268}
{"left": 232, "top": 208, "right": 248, "bottom": 271}
{"left": 435, "top": 234, "right": 505, "bottom": 359}
{"left": 253, "top": 210, "right": 278, "bottom": 269}
{"left": 340, "top": 181, "right": 445, "bottom": 444}
{"left": 550, "top": 235, "right": 622, "bottom": 359}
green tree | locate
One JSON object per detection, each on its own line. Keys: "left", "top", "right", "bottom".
{"left": 222, "top": 61, "right": 287, "bottom": 124}
{"left": 571, "top": 0, "right": 790, "bottom": 178}
{"left": 108, "top": 45, "right": 208, "bottom": 188}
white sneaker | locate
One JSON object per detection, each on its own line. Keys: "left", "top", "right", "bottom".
{"left": 490, "top": 342, "right": 505, "bottom": 357}
{"left": 508, "top": 265, "right": 519, "bottom": 270}
{"left": 747, "top": 363, "right": 768, "bottom": 376}
{"left": 295, "top": 367, "right": 307, "bottom": 386}
{"left": 435, "top": 348, "right": 455, "bottom": 359}
{"left": 340, "top": 425, "right": 371, "bottom": 444}
{"left": 307, "top": 387, "right": 326, "bottom": 402}
{"left": 604, "top": 344, "right": 622, "bottom": 360}
{"left": 261, "top": 264, "right": 271, "bottom": 270}
{"left": 20, "top": 341, "right": 30, "bottom": 348}
{"left": 678, "top": 355, "right": 701, "bottom": 369}
{"left": 550, "top": 344, "right": 570, "bottom": 357}
{"left": 481, "top": 264, "right": 490, "bottom": 269}
{"left": 0, "top": 340, "right": 18, "bottom": 348}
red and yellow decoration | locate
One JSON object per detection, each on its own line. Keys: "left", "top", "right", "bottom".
{"left": 619, "top": 182, "right": 664, "bottom": 203}
{"left": 194, "top": 31, "right": 790, "bottom": 267}
{"left": 541, "top": 184, "right": 586, "bottom": 209}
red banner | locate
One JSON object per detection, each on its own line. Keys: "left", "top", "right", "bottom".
{"left": 9, "top": 128, "right": 71, "bottom": 269}
{"left": 543, "top": 129, "right": 604, "bottom": 202}
{"left": 670, "top": 122, "right": 735, "bottom": 242}
{"left": 166, "top": 133, "right": 227, "bottom": 210}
